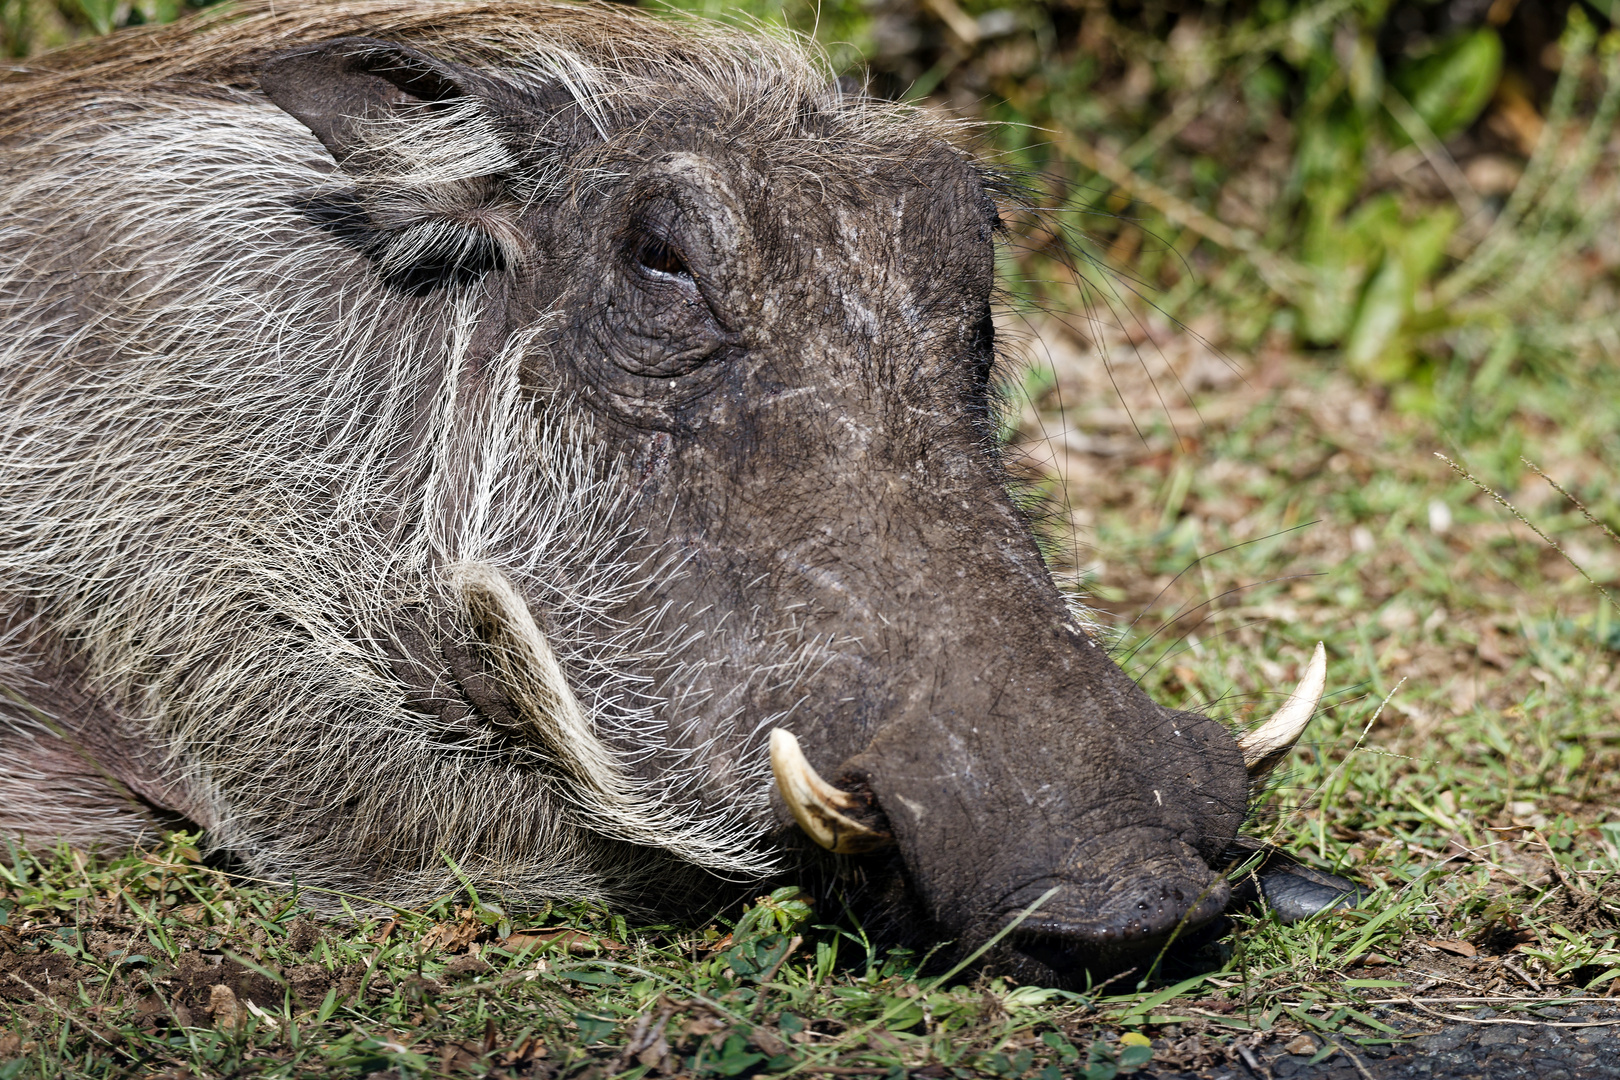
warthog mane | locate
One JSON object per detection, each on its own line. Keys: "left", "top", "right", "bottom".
{"left": 0, "top": 0, "right": 972, "bottom": 911}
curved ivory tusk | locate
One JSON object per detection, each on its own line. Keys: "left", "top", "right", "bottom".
{"left": 1239, "top": 642, "right": 1327, "bottom": 780}
{"left": 770, "top": 729, "right": 893, "bottom": 855}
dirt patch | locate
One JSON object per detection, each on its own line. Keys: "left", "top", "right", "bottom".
{"left": 0, "top": 947, "right": 93, "bottom": 1003}
{"left": 1537, "top": 878, "right": 1620, "bottom": 938}
{"left": 161, "top": 949, "right": 279, "bottom": 1012}
{"left": 285, "top": 916, "right": 323, "bottom": 954}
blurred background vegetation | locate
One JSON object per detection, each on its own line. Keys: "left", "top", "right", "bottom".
{"left": 5, "top": 0, "right": 1616, "bottom": 431}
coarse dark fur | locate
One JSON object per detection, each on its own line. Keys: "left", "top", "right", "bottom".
{"left": 0, "top": 0, "right": 1251, "bottom": 982}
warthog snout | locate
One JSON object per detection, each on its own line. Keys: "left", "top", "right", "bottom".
{"left": 775, "top": 646, "right": 1328, "bottom": 978}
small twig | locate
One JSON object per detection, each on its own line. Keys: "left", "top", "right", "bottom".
{"left": 1399, "top": 968, "right": 1490, "bottom": 995}
{"left": 1234, "top": 1041, "right": 1269, "bottom": 1079}
{"left": 919, "top": 0, "right": 979, "bottom": 45}
{"left": 1397, "top": 997, "right": 1620, "bottom": 1027}
{"left": 1331, "top": 1038, "right": 1378, "bottom": 1080}
{"left": 1499, "top": 959, "right": 1543, "bottom": 993}
{"left": 750, "top": 934, "right": 803, "bottom": 1016}
{"left": 1085, "top": 965, "right": 1141, "bottom": 1001}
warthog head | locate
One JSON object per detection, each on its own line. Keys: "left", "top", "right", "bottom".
{"left": 0, "top": 1, "right": 1326, "bottom": 982}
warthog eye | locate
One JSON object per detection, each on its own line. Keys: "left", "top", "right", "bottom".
{"left": 633, "top": 233, "right": 692, "bottom": 281}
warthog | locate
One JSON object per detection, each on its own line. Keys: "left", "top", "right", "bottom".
{"left": 0, "top": 0, "right": 1345, "bottom": 980}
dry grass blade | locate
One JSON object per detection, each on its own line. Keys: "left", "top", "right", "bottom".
{"left": 1524, "top": 457, "right": 1620, "bottom": 550}
{"left": 1436, "top": 452, "right": 1620, "bottom": 618}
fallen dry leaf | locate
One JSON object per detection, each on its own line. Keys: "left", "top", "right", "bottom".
{"left": 503, "top": 928, "right": 625, "bottom": 954}
{"left": 1430, "top": 939, "right": 1478, "bottom": 958}
{"left": 209, "top": 984, "right": 241, "bottom": 1033}
{"left": 1476, "top": 631, "right": 1513, "bottom": 670}
{"left": 500, "top": 1035, "right": 547, "bottom": 1066}
{"left": 440, "top": 1043, "right": 482, "bottom": 1073}
{"left": 419, "top": 911, "right": 480, "bottom": 954}
{"left": 1347, "top": 952, "right": 1395, "bottom": 966}
{"left": 683, "top": 1015, "right": 727, "bottom": 1038}
{"left": 751, "top": 1027, "right": 789, "bottom": 1057}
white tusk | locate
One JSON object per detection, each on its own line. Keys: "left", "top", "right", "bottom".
{"left": 1239, "top": 642, "right": 1327, "bottom": 780}
{"left": 770, "top": 729, "right": 892, "bottom": 855}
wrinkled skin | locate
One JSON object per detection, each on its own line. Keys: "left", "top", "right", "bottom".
{"left": 323, "top": 58, "right": 1255, "bottom": 979}
{"left": 554, "top": 142, "right": 1249, "bottom": 978}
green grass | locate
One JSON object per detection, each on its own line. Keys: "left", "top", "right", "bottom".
{"left": 0, "top": 838, "right": 1169, "bottom": 1078}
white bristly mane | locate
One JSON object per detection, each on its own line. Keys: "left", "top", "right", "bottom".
{"left": 0, "top": 0, "right": 975, "bottom": 910}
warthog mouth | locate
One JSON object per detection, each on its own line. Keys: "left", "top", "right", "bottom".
{"left": 1001, "top": 876, "right": 1233, "bottom": 980}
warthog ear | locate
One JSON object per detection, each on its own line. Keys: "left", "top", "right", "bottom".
{"left": 261, "top": 37, "right": 522, "bottom": 168}
{"left": 260, "top": 38, "right": 588, "bottom": 292}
